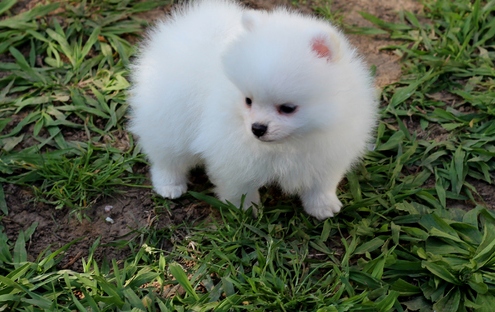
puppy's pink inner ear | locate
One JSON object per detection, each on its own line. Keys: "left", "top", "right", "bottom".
{"left": 311, "top": 38, "right": 331, "bottom": 59}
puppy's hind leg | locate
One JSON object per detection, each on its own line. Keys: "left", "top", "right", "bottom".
{"left": 149, "top": 154, "right": 196, "bottom": 199}
{"left": 214, "top": 180, "right": 260, "bottom": 213}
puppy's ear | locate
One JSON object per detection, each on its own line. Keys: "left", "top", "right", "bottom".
{"left": 310, "top": 32, "right": 341, "bottom": 62}
{"left": 242, "top": 11, "right": 263, "bottom": 31}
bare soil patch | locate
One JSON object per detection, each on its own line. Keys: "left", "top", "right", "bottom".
{"left": 2, "top": 183, "right": 213, "bottom": 270}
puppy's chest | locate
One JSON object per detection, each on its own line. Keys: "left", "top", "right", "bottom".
{"left": 260, "top": 150, "right": 316, "bottom": 184}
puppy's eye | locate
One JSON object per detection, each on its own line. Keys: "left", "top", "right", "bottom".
{"left": 278, "top": 104, "right": 297, "bottom": 114}
{"left": 245, "top": 97, "right": 252, "bottom": 106}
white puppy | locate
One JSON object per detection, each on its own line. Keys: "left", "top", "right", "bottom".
{"left": 128, "top": 0, "right": 377, "bottom": 220}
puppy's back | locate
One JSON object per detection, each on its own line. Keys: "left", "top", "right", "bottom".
{"left": 129, "top": 0, "right": 245, "bottom": 152}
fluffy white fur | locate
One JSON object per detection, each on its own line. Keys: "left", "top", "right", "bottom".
{"left": 128, "top": 0, "right": 377, "bottom": 220}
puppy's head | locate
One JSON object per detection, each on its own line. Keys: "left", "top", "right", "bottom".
{"left": 223, "top": 9, "right": 347, "bottom": 143}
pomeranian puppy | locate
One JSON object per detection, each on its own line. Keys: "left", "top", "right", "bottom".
{"left": 128, "top": 0, "right": 377, "bottom": 220}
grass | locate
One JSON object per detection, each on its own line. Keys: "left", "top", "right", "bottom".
{"left": 0, "top": 0, "right": 153, "bottom": 218}
{"left": 0, "top": 0, "right": 495, "bottom": 311}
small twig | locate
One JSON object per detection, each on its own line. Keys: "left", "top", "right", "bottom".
{"left": 62, "top": 251, "right": 84, "bottom": 269}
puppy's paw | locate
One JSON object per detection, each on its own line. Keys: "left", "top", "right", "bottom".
{"left": 302, "top": 191, "right": 342, "bottom": 220}
{"left": 154, "top": 183, "right": 187, "bottom": 199}
{"left": 307, "top": 205, "right": 341, "bottom": 220}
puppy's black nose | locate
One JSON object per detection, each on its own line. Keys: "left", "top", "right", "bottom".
{"left": 251, "top": 123, "right": 268, "bottom": 137}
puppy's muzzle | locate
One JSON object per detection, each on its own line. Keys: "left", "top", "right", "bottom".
{"left": 251, "top": 123, "right": 268, "bottom": 138}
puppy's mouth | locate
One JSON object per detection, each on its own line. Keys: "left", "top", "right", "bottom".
{"left": 256, "top": 137, "right": 275, "bottom": 143}
{"left": 255, "top": 134, "right": 288, "bottom": 143}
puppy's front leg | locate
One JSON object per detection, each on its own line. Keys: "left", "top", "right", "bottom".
{"left": 150, "top": 163, "right": 188, "bottom": 199}
{"left": 300, "top": 182, "right": 342, "bottom": 220}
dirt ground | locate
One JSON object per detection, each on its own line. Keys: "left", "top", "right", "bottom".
{"left": 1, "top": 0, "right": 424, "bottom": 271}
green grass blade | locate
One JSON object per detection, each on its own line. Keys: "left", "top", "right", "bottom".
{"left": 0, "top": 0, "right": 16, "bottom": 15}
{"left": 0, "top": 184, "right": 7, "bottom": 215}
{"left": 169, "top": 262, "right": 200, "bottom": 301}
